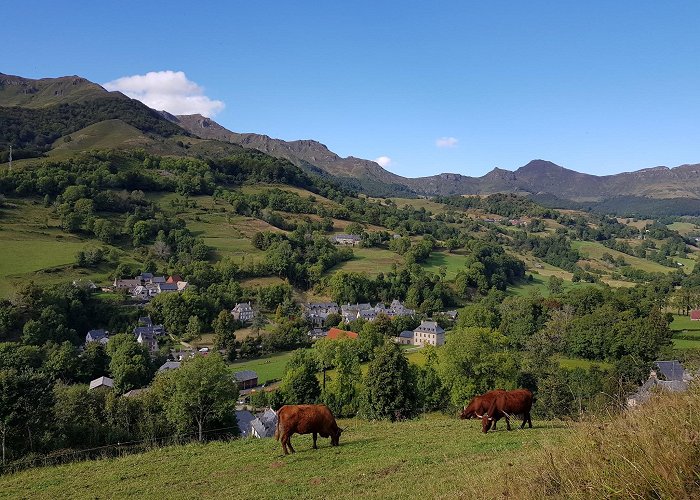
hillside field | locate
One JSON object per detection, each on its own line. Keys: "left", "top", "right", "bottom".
{"left": 0, "top": 415, "right": 569, "bottom": 500}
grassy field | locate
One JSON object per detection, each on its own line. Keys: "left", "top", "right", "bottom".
{"left": 420, "top": 251, "right": 466, "bottom": 278}
{"left": 330, "top": 247, "right": 403, "bottom": 275}
{"left": 667, "top": 221, "right": 699, "bottom": 235}
{"left": 670, "top": 314, "right": 700, "bottom": 332}
{"left": 0, "top": 414, "right": 569, "bottom": 500}
{"left": 6, "top": 385, "right": 700, "bottom": 499}
{"left": 557, "top": 356, "right": 612, "bottom": 370}
{"left": 229, "top": 352, "right": 295, "bottom": 384}
{"left": 571, "top": 240, "right": 674, "bottom": 274}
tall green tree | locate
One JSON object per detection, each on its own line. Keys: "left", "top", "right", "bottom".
{"left": 213, "top": 310, "right": 237, "bottom": 361}
{"left": 163, "top": 353, "right": 238, "bottom": 441}
{"left": 107, "top": 333, "right": 152, "bottom": 394}
{"left": 360, "top": 341, "right": 417, "bottom": 421}
{"left": 280, "top": 350, "right": 320, "bottom": 405}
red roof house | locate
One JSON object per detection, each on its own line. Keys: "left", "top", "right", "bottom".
{"left": 690, "top": 310, "right": 700, "bottom": 321}
{"left": 326, "top": 328, "right": 358, "bottom": 340}
{"left": 166, "top": 274, "right": 184, "bottom": 284}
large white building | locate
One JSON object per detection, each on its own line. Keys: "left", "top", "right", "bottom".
{"left": 412, "top": 320, "right": 445, "bottom": 347}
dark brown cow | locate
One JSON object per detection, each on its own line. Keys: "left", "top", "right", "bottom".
{"left": 274, "top": 404, "right": 342, "bottom": 455}
{"left": 481, "top": 389, "right": 533, "bottom": 433}
{"left": 460, "top": 389, "right": 507, "bottom": 430}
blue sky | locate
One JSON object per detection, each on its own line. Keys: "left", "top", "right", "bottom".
{"left": 5, "top": 1, "right": 700, "bottom": 178}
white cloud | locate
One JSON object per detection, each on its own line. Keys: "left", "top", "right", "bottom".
{"left": 374, "top": 156, "right": 393, "bottom": 168}
{"left": 103, "top": 70, "right": 225, "bottom": 117}
{"left": 436, "top": 137, "right": 459, "bottom": 148}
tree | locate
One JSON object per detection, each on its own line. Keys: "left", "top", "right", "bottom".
{"left": 163, "top": 353, "right": 238, "bottom": 441}
{"left": 213, "top": 310, "right": 237, "bottom": 361}
{"left": 548, "top": 275, "right": 564, "bottom": 295}
{"left": 107, "top": 333, "right": 152, "bottom": 394}
{"left": 185, "top": 315, "right": 202, "bottom": 342}
{"left": 323, "top": 339, "right": 362, "bottom": 417}
{"left": 360, "top": 341, "right": 417, "bottom": 421}
{"left": 438, "top": 327, "right": 519, "bottom": 408}
{"left": 280, "top": 350, "right": 320, "bottom": 405}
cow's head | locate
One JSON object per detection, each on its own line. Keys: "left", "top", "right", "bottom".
{"left": 460, "top": 397, "right": 481, "bottom": 420}
{"left": 331, "top": 426, "right": 343, "bottom": 446}
{"left": 481, "top": 414, "right": 493, "bottom": 433}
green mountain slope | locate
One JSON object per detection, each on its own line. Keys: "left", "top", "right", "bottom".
{"left": 0, "top": 73, "right": 115, "bottom": 108}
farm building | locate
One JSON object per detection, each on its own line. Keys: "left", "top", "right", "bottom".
{"left": 326, "top": 327, "right": 358, "bottom": 340}
{"left": 234, "top": 370, "right": 259, "bottom": 390}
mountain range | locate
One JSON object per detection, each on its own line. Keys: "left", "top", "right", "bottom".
{"left": 3, "top": 72, "right": 700, "bottom": 206}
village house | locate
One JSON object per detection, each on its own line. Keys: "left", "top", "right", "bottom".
{"left": 303, "top": 302, "right": 339, "bottom": 327}
{"left": 627, "top": 360, "right": 694, "bottom": 407}
{"left": 85, "top": 328, "right": 109, "bottom": 345}
{"left": 340, "top": 300, "right": 415, "bottom": 323}
{"left": 387, "top": 299, "right": 415, "bottom": 318}
{"left": 89, "top": 376, "right": 114, "bottom": 391}
{"left": 250, "top": 408, "right": 278, "bottom": 438}
{"left": 395, "top": 330, "right": 414, "bottom": 345}
{"left": 133, "top": 316, "right": 165, "bottom": 353}
{"left": 413, "top": 320, "right": 445, "bottom": 347}
{"left": 234, "top": 370, "right": 259, "bottom": 390}
{"left": 326, "top": 327, "right": 358, "bottom": 340}
{"left": 114, "top": 273, "right": 188, "bottom": 300}
{"left": 158, "top": 361, "right": 181, "bottom": 372}
{"left": 308, "top": 328, "right": 328, "bottom": 340}
{"left": 231, "top": 302, "right": 255, "bottom": 323}
{"left": 331, "top": 233, "right": 361, "bottom": 246}
{"left": 690, "top": 309, "right": 700, "bottom": 321}
{"left": 236, "top": 410, "right": 256, "bottom": 437}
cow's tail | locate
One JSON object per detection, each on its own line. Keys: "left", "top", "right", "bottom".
{"left": 274, "top": 410, "right": 281, "bottom": 441}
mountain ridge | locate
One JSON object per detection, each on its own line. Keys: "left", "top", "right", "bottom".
{"left": 4, "top": 72, "right": 700, "bottom": 202}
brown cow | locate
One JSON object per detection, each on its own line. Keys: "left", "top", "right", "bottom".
{"left": 481, "top": 389, "right": 533, "bottom": 433}
{"left": 274, "top": 404, "right": 342, "bottom": 455}
{"left": 460, "top": 389, "right": 507, "bottom": 430}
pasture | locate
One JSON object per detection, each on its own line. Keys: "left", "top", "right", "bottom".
{"left": 330, "top": 247, "right": 403, "bottom": 275}
{"left": 229, "top": 351, "right": 295, "bottom": 384}
{"left": 0, "top": 414, "right": 568, "bottom": 500}
{"left": 571, "top": 240, "right": 674, "bottom": 274}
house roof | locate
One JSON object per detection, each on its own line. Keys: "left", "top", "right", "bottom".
{"left": 327, "top": 328, "right": 358, "bottom": 340}
{"left": 89, "top": 376, "right": 114, "bottom": 390}
{"left": 233, "top": 302, "right": 253, "bottom": 311}
{"left": 690, "top": 310, "right": 700, "bottom": 320}
{"left": 86, "top": 329, "right": 108, "bottom": 341}
{"left": 166, "top": 274, "right": 184, "bottom": 283}
{"left": 414, "top": 320, "right": 445, "bottom": 334}
{"left": 123, "top": 388, "right": 147, "bottom": 398}
{"left": 139, "top": 316, "right": 153, "bottom": 326}
{"left": 654, "top": 360, "right": 686, "bottom": 381}
{"left": 158, "top": 361, "right": 181, "bottom": 372}
{"left": 236, "top": 410, "right": 255, "bottom": 437}
{"left": 234, "top": 370, "right": 258, "bottom": 382}
{"left": 399, "top": 330, "right": 414, "bottom": 339}
{"left": 158, "top": 283, "right": 178, "bottom": 291}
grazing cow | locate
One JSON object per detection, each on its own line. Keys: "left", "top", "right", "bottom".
{"left": 460, "top": 389, "right": 507, "bottom": 430}
{"left": 274, "top": 404, "right": 342, "bottom": 455}
{"left": 481, "top": 389, "right": 533, "bottom": 433}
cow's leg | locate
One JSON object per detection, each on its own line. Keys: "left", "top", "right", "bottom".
{"left": 312, "top": 432, "right": 318, "bottom": 449}
{"left": 287, "top": 435, "right": 296, "bottom": 454}
{"left": 505, "top": 416, "right": 511, "bottom": 431}
{"left": 527, "top": 413, "right": 533, "bottom": 428}
{"left": 281, "top": 434, "right": 289, "bottom": 455}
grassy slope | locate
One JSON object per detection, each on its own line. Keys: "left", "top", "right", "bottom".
{"left": 6, "top": 385, "right": 700, "bottom": 499}
{"left": 571, "top": 240, "right": 677, "bottom": 273}
{"left": 0, "top": 415, "right": 568, "bottom": 500}
{"left": 330, "top": 247, "right": 403, "bottom": 275}
{"left": 48, "top": 119, "right": 155, "bottom": 158}
{"left": 670, "top": 314, "right": 700, "bottom": 350}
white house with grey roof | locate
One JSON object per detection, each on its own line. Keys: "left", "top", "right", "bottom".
{"left": 85, "top": 328, "right": 109, "bottom": 345}
{"left": 413, "top": 320, "right": 445, "bottom": 347}
{"left": 250, "top": 408, "right": 278, "bottom": 438}
{"left": 231, "top": 302, "right": 255, "bottom": 323}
